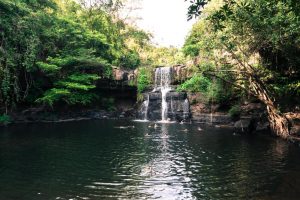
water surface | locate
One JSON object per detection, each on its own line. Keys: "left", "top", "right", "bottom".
{"left": 1, "top": 120, "right": 300, "bottom": 200}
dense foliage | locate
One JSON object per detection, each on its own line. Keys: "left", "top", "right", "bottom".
{"left": 0, "top": 0, "right": 149, "bottom": 112}
{"left": 177, "top": 73, "right": 234, "bottom": 104}
{"left": 182, "top": 0, "right": 300, "bottom": 110}
{"left": 183, "top": 0, "right": 300, "bottom": 136}
{"left": 137, "top": 67, "right": 152, "bottom": 94}
{"left": 139, "top": 46, "right": 187, "bottom": 67}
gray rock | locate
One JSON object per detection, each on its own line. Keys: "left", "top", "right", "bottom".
{"left": 234, "top": 118, "right": 255, "bottom": 133}
{"left": 166, "top": 92, "right": 187, "bottom": 100}
{"left": 138, "top": 91, "right": 191, "bottom": 121}
{"left": 192, "top": 113, "right": 232, "bottom": 124}
{"left": 148, "top": 92, "right": 162, "bottom": 100}
{"left": 255, "top": 122, "right": 270, "bottom": 132}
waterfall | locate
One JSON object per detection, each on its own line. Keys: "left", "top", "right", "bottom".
{"left": 143, "top": 94, "right": 149, "bottom": 120}
{"left": 154, "top": 67, "right": 172, "bottom": 122}
{"left": 161, "top": 87, "right": 171, "bottom": 121}
{"left": 137, "top": 66, "right": 190, "bottom": 122}
{"left": 183, "top": 98, "right": 190, "bottom": 120}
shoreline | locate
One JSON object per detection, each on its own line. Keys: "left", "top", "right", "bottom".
{"left": 2, "top": 109, "right": 299, "bottom": 145}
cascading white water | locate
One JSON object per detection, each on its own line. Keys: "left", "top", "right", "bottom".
{"left": 137, "top": 66, "right": 190, "bottom": 122}
{"left": 154, "top": 67, "right": 172, "bottom": 122}
{"left": 143, "top": 94, "right": 149, "bottom": 120}
{"left": 161, "top": 88, "right": 171, "bottom": 121}
{"left": 183, "top": 98, "right": 190, "bottom": 120}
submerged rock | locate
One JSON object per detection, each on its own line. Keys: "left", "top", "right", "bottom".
{"left": 234, "top": 118, "right": 256, "bottom": 133}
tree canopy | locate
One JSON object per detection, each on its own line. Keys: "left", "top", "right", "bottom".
{"left": 0, "top": 0, "right": 151, "bottom": 110}
{"left": 182, "top": 0, "right": 300, "bottom": 137}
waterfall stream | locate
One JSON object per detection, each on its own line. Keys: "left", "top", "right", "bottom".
{"left": 183, "top": 98, "right": 190, "bottom": 120}
{"left": 138, "top": 66, "right": 190, "bottom": 122}
{"left": 155, "top": 67, "right": 172, "bottom": 122}
{"left": 143, "top": 94, "right": 149, "bottom": 120}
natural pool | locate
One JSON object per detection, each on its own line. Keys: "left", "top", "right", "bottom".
{"left": 1, "top": 120, "right": 300, "bottom": 200}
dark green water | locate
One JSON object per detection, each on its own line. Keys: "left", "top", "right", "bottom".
{"left": 1, "top": 120, "right": 300, "bottom": 200}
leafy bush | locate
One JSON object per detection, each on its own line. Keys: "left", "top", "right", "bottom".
{"left": 36, "top": 74, "right": 100, "bottom": 107}
{"left": 0, "top": 0, "right": 147, "bottom": 111}
{"left": 206, "top": 80, "right": 232, "bottom": 104}
{"left": 36, "top": 62, "right": 61, "bottom": 75}
{"left": 177, "top": 74, "right": 233, "bottom": 104}
{"left": 137, "top": 67, "right": 152, "bottom": 93}
{"left": 0, "top": 114, "right": 11, "bottom": 125}
{"left": 177, "top": 74, "right": 211, "bottom": 93}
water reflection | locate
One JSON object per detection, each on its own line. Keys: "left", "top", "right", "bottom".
{"left": 0, "top": 120, "right": 300, "bottom": 200}
{"left": 137, "top": 123, "right": 194, "bottom": 199}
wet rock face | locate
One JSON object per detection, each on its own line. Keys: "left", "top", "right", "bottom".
{"left": 172, "top": 65, "right": 189, "bottom": 83}
{"left": 148, "top": 91, "right": 162, "bottom": 100}
{"left": 112, "top": 67, "right": 136, "bottom": 82}
{"left": 139, "top": 91, "right": 191, "bottom": 121}
{"left": 112, "top": 65, "right": 190, "bottom": 85}
{"left": 166, "top": 92, "right": 187, "bottom": 100}
{"left": 147, "top": 91, "right": 187, "bottom": 100}
{"left": 138, "top": 66, "right": 191, "bottom": 122}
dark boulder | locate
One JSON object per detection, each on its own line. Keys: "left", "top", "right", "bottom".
{"left": 234, "top": 118, "right": 256, "bottom": 133}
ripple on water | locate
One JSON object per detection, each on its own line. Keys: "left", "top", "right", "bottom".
{"left": 0, "top": 120, "right": 300, "bottom": 200}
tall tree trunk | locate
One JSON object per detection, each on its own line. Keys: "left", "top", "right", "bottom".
{"left": 249, "top": 76, "right": 290, "bottom": 138}
{"left": 226, "top": 49, "right": 290, "bottom": 138}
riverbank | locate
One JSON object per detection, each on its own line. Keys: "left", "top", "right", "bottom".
{"left": 2, "top": 99, "right": 299, "bottom": 145}
{"left": 190, "top": 98, "right": 300, "bottom": 143}
{"left": 1, "top": 107, "right": 137, "bottom": 126}
{"left": 2, "top": 103, "right": 299, "bottom": 134}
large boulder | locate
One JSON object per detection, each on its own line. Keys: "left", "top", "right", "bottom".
{"left": 113, "top": 68, "right": 127, "bottom": 81}
{"left": 147, "top": 92, "right": 162, "bottom": 100}
{"left": 112, "top": 67, "right": 136, "bottom": 82}
{"left": 173, "top": 65, "right": 188, "bottom": 82}
{"left": 234, "top": 118, "right": 256, "bottom": 133}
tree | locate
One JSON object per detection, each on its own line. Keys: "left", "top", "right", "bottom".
{"left": 0, "top": 0, "right": 147, "bottom": 111}
{"left": 185, "top": 0, "right": 300, "bottom": 138}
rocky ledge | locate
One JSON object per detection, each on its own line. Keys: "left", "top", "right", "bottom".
{"left": 2, "top": 108, "right": 137, "bottom": 126}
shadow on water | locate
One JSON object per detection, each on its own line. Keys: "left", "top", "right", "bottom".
{"left": 1, "top": 119, "right": 300, "bottom": 199}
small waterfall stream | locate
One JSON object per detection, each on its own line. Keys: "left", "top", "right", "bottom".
{"left": 143, "top": 94, "right": 149, "bottom": 120}
{"left": 155, "top": 67, "right": 172, "bottom": 122}
{"left": 183, "top": 98, "right": 190, "bottom": 120}
{"left": 139, "top": 66, "right": 191, "bottom": 122}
